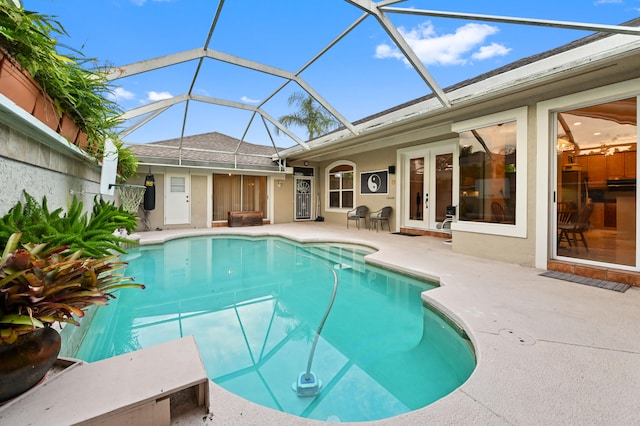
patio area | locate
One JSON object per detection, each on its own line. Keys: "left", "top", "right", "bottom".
{"left": 132, "top": 222, "right": 640, "bottom": 425}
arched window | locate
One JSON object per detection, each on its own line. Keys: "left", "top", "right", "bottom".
{"left": 327, "top": 161, "right": 355, "bottom": 209}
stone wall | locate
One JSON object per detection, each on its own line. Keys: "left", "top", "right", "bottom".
{"left": 0, "top": 121, "right": 105, "bottom": 215}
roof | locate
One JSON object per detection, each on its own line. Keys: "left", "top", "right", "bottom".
{"left": 129, "top": 132, "right": 282, "bottom": 171}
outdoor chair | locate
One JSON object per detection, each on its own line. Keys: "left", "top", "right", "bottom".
{"left": 558, "top": 203, "right": 594, "bottom": 251}
{"left": 369, "top": 206, "right": 392, "bottom": 232}
{"left": 347, "top": 205, "right": 369, "bottom": 229}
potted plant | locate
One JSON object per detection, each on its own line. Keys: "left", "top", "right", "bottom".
{"left": 0, "top": 2, "right": 139, "bottom": 178}
{"left": 0, "top": 232, "right": 144, "bottom": 402}
{"left": 0, "top": 187, "right": 144, "bottom": 404}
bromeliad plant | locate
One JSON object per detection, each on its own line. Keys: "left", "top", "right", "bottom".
{"left": 0, "top": 232, "right": 144, "bottom": 344}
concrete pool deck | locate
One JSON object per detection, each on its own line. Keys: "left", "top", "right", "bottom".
{"left": 97, "top": 223, "right": 640, "bottom": 424}
{"left": 140, "top": 222, "right": 640, "bottom": 425}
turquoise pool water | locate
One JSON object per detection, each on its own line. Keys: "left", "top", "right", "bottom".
{"left": 75, "top": 236, "right": 475, "bottom": 422}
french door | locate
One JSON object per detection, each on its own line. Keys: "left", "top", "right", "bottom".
{"left": 401, "top": 143, "right": 454, "bottom": 231}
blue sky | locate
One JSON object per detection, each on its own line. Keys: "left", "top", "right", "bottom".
{"left": 24, "top": 0, "right": 640, "bottom": 147}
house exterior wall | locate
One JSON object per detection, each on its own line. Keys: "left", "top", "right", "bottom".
{"left": 129, "top": 169, "right": 294, "bottom": 229}
{"left": 0, "top": 121, "right": 103, "bottom": 216}
{"left": 126, "top": 172, "right": 164, "bottom": 231}
{"left": 308, "top": 101, "right": 538, "bottom": 265}
{"left": 273, "top": 174, "right": 295, "bottom": 224}
{"left": 190, "top": 174, "right": 208, "bottom": 228}
{"left": 128, "top": 172, "right": 210, "bottom": 230}
{"left": 301, "top": 82, "right": 638, "bottom": 268}
{"left": 316, "top": 146, "right": 399, "bottom": 229}
{"left": 451, "top": 104, "right": 538, "bottom": 265}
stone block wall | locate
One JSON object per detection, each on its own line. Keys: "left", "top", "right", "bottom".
{"left": 0, "top": 121, "right": 104, "bottom": 215}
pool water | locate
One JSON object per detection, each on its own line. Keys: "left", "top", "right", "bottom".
{"left": 75, "top": 236, "right": 475, "bottom": 422}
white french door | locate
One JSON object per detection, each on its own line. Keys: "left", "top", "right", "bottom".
{"left": 400, "top": 142, "right": 454, "bottom": 231}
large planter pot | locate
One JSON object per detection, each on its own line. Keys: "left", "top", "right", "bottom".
{"left": 0, "top": 53, "right": 40, "bottom": 115}
{"left": 0, "top": 327, "right": 61, "bottom": 403}
{"left": 75, "top": 130, "right": 90, "bottom": 152}
{"left": 58, "top": 112, "right": 80, "bottom": 142}
{"left": 33, "top": 92, "right": 61, "bottom": 132}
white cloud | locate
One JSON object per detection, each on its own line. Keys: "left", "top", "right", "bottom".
{"left": 375, "top": 21, "right": 509, "bottom": 66}
{"left": 472, "top": 42, "right": 512, "bottom": 60}
{"left": 110, "top": 87, "right": 136, "bottom": 102}
{"left": 375, "top": 43, "right": 404, "bottom": 61}
{"left": 147, "top": 91, "right": 173, "bottom": 101}
{"left": 241, "top": 96, "right": 260, "bottom": 104}
{"left": 594, "top": 0, "right": 623, "bottom": 4}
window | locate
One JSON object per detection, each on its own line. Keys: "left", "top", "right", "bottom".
{"left": 170, "top": 176, "right": 185, "bottom": 193}
{"left": 327, "top": 162, "right": 355, "bottom": 209}
{"left": 452, "top": 107, "right": 528, "bottom": 238}
{"left": 458, "top": 121, "right": 517, "bottom": 224}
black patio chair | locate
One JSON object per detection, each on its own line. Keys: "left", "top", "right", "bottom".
{"left": 347, "top": 205, "right": 369, "bottom": 229}
{"left": 369, "top": 206, "right": 392, "bottom": 232}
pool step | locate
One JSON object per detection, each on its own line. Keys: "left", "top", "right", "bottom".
{"left": 0, "top": 336, "right": 209, "bottom": 426}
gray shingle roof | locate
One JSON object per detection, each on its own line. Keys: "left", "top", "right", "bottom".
{"left": 129, "top": 131, "right": 281, "bottom": 170}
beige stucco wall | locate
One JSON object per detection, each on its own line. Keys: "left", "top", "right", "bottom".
{"left": 127, "top": 172, "right": 164, "bottom": 232}
{"left": 127, "top": 171, "right": 208, "bottom": 231}
{"left": 190, "top": 174, "right": 208, "bottom": 227}
{"left": 128, "top": 170, "right": 296, "bottom": 230}
{"left": 314, "top": 146, "right": 399, "bottom": 229}
{"left": 299, "top": 103, "right": 541, "bottom": 266}
{"left": 273, "top": 174, "right": 295, "bottom": 224}
{"left": 449, "top": 104, "right": 538, "bottom": 266}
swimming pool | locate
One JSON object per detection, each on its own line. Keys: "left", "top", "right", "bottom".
{"left": 74, "top": 236, "right": 475, "bottom": 422}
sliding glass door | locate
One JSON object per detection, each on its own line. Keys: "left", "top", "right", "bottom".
{"left": 555, "top": 97, "right": 637, "bottom": 267}
{"left": 212, "top": 174, "right": 267, "bottom": 221}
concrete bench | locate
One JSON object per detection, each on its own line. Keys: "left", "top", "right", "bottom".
{"left": 228, "top": 210, "right": 264, "bottom": 227}
{"left": 0, "top": 336, "right": 209, "bottom": 426}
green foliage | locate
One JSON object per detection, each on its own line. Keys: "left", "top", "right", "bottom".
{"left": 0, "top": 2, "right": 140, "bottom": 181}
{"left": 276, "top": 91, "right": 339, "bottom": 139}
{"left": 0, "top": 232, "right": 144, "bottom": 344}
{"left": 0, "top": 191, "right": 138, "bottom": 258}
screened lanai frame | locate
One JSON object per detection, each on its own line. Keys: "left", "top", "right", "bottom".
{"left": 106, "top": 1, "right": 640, "bottom": 170}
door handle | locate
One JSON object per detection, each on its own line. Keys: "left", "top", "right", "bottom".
{"left": 425, "top": 193, "right": 429, "bottom": 209}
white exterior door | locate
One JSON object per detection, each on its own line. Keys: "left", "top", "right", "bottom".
{"left": 165, "top": 174, "right": 191, "bottom": 225}
{"left": 400, "top": 142, "right": 454, "bottom": 231}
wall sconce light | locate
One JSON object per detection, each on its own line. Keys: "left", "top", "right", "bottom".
{"left": 304, "top": 161, "right": 309, "bottom": 166}
{"left": 277, "top": 180, "right": 283, "bottom": 188}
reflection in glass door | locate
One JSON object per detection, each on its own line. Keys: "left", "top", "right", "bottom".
{"left": 402, "top": 145, "right": 453, "bottom": 230}
{"left": 555, "top": 97, "right": 637, "bottom": 267}
{"left": 409, "top": 157, "right": 424, "bottom": 222}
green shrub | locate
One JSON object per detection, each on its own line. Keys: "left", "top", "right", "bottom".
{"left": 0, "top": 191, "right": 138, "bottom": 258}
